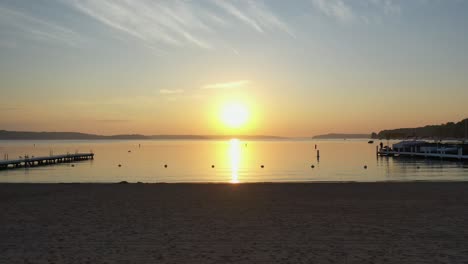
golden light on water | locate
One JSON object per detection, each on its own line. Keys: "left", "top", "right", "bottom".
{"left": 229, "top": 139, "right": 241, "bottom": 183}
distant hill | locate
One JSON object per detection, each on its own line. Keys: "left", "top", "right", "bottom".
{"left": 312, "top": 133, "right": 370, "bottom": 139}
{"left": 374, "top": 118, "right": 468, "bottom": 139}
{"left": 0, "top": 130, "right": 285, "bottom": 140}
{"left": 0, "top": 130, "right": 147, "bottom": 140}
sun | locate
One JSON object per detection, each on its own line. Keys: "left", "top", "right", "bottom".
{"left": 221, "top": 103, "right": 249, "bottom": 128}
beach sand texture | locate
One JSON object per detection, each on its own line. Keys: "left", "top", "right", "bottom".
{"left": 1, "top": 182, "right": 468, "bottom": 263}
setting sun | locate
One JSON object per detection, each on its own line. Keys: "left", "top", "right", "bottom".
{"left": 221, "top": 103, "right": 249, "bottom": 128}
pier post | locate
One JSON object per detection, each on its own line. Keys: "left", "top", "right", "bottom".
{"left": 317, "top": 150, "right": 320, "bottom": 158}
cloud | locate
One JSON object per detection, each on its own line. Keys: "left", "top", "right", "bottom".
{"left": 311, "top": 0, "right": 402, "bottom": 23}
{"left": 213, "top": 0, "right": 294, "bottom": 36}
{"left": 382, "top": 0, "right": 402, "bottom": 16}
{"left": 214, "top": 1, "right": 264, "bottom": 32}
{"left": 160, "top": 89, "right": 184, "bottom": 94}
{"left": 202, "top": 80, "right": 250, "bottom": 89}
{"left": 0, "top": 6, "right": 84, "bottom": 47}
{"left": 65, "top": 0, "right": 292, "bottom": 52}
{"left": 69, "top": 0, "right": 211, "bottom": 51}
{"left": 311, "top": 0, "right": 355, "bottom": 22}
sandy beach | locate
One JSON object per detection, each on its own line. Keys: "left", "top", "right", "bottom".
{"left": 1, "top": 182, "right": 468, "bottom": 263}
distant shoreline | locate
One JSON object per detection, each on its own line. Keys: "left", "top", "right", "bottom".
{"left": 0, "top": 130, "right": 286, "bottom": 140}
{"left": 312, "top": 133, "right": 371, "bottom": 139}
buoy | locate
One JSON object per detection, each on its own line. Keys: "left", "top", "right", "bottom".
{"left": 417, "top": 166, "right": 420, "bottom": 169}
{"left": 364, "top": 165, "right": 367, "bottom": 169}
{"left": 118, "top": 164, "right": 122, "bottom": 167}
{"left": 71, "top": 164, "right": 75, "bottom": 167}
{"left": 164, "top": 164, "right": 168, "bottom": 168}
{"left": 211, "top": 165, "right": 215, "bottom": 168}
{"left": 311, "top": 165, "right": 315, "bottom": 168}
{"left": 128, "top": 150, "right": 131, "bottom": 153}
{"left": 261, "top": 165, "right": 264, "bottom": 168}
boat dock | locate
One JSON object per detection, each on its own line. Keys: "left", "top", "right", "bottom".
{"left": 0, "top": 153, "right": 94, "bottom": 170}
{"left": 378, "top": 150, "right": 468, "bottom": 160}
{"left": 377, "top": 141, "right": 468, "bottom": 161}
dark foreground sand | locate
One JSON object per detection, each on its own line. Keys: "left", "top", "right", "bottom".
{"left": 1, "top": 182, "right": 468, "bottom": 264}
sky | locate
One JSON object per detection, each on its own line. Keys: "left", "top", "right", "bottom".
{"left": 1, "top": 0, "right": 467, "bottom": 137}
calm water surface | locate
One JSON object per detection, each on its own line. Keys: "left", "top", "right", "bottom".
{"left": 0, "top": 139, "right": 467, "bottom": 183}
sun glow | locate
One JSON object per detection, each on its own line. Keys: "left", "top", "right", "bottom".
{"left": 221, "top": 103, "right": 249, "bottom": 128}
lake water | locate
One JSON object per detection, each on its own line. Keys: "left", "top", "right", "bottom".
{"left": 0, "top": 139, "right": 467, "bottom": 183}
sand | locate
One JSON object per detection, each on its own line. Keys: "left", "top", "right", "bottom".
{"left": 1, "top": 182, "right": 468, "bottom": 264}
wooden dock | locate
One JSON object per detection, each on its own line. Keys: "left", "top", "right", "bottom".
{"left": 0, "top": 153, "right": 94, "bottom": 170}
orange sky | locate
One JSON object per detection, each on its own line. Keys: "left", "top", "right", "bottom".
{"left": 1, "top": 1, "right": 468, "bottom": 136}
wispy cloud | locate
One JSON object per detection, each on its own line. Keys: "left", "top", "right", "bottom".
{"left": 69, "top": 0, "right": 211, "bottom": 50}
{"left": 202, "top": 80, "right": 250, "bottom": 89}
{"left": 214, "top": 1, "right": 263, "bottom": 32}
{"left": 379, "top": 0, "right": 401, "bottom": 16}
{"left": 213, "top": 0, "right": 294, "bottom": 36}
{"left": 311, "top": 0, "right": 402, "bottom": 23}
{"left": 65, "top": 0, "right": 292, "bottom": 52}
{"left": 311, "top": 0, "right": 355, "bottom": 22}
{"left": 160, "top": 89, "right": 184, "bottom": 94}
{"left": 0, "top": 6, "right": 84, "bottom": 47}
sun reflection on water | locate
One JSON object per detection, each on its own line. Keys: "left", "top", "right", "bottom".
{"left": 229, "top": 139, "right": 241, "bottom": 183}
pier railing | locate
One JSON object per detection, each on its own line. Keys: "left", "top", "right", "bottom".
{"left": 378, "top": 149, "right": 468, "bottom": 161}
{"left": 0, "top": 153, "right": 94, "bottom": 170}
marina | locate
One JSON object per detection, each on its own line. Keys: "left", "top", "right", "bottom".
{"left": 378, "top": 141, "right": 468, "bottom": 161}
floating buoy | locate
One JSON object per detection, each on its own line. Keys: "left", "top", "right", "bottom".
{"left": 164, "top": 164, "right": 168, "bottom": 168}
{"left": 364, "top": 165, "right": 367, "bottom": 169}
{"left": 118, "top": 164, "right": 122, "bottom": 167}
{"left": 71, "top": 164, "right": 75, "bottom": 167}
{"left": 261, "top": 165, "right": 264, "bottom": 168}
{"left": 311, "top": 165, "right": 315, "bottom": 168}
{"left": 211, "top": 165, "right": 215, "bottom": 168}
{"left": 417, "top": 166, "right": 420, "bottom": 169}
{"left": 128, "top": 150, "right": 131, "bottom": 153}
